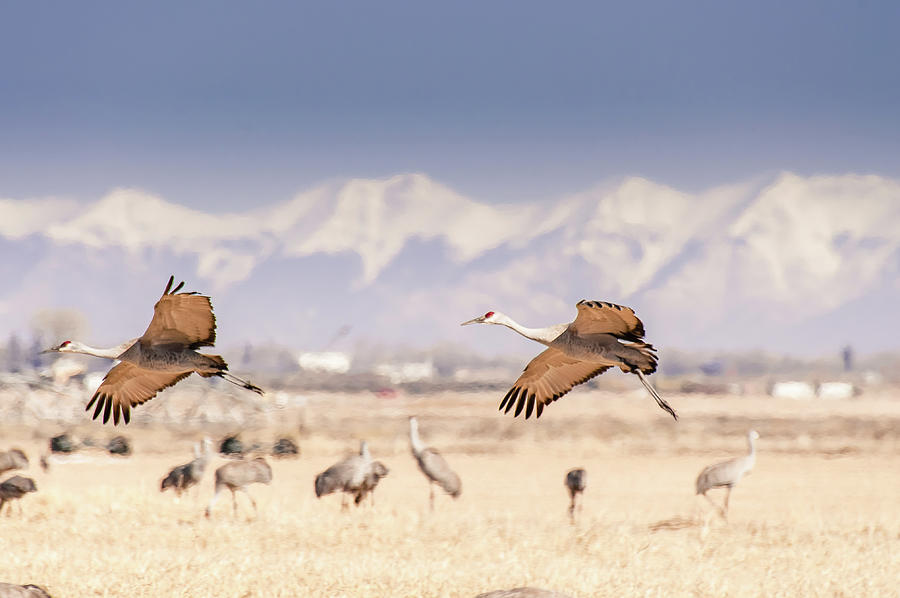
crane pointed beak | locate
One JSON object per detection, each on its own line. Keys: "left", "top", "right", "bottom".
{"left": 460, "top": 316, "right": 484, "bottom": 326}
{"left": 40, "top": 346, "right": 60, "bottom": 354}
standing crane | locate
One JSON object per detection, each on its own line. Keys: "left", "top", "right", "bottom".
{"left": 408, "top": 417, "right": 461, "bottom": 510}
{"left": 314, "top": 440, "right": 387, "bottom": 509}
{"left": 461, "top": 301, "right": 676, "bottom": 420}
{"left": 205, "top": 457, "right": 273, "bottom": 518}
{"left": 160, "top": 437, "right": 213, "bottom": 498}
{"left": 0, "top": 448, "right": 28, "bottom": 476}
{"left": 41, "top": 276, "right": 263, "bottom": 425}
{"left": 0, "top": 475, "right": 37, "bottom": 515}
{"left": 695, "top": 430, "right": 759, "bottom": 519}
{"left": 565, "top": 468, "right": 586, "bottom": 519}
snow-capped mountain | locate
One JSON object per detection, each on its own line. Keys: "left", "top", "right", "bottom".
{"left": 1, "top": 171, "right": 898, "bottom": 355}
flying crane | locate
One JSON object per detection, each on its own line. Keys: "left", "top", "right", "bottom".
{"left": 462, "top": 300, "right": 676, "bottom": 420}
{"left": 42, "top": 276, "right": 263, "bottom": 425}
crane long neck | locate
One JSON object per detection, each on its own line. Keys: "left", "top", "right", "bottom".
{"left": 498, "top": 317, "right": 565, "bottom": 345}
{"left": 409, "top": 421, "right": 425, "bottom": 455}
{"left": 747, "top": 434, "right": 757, "bottom": 462}
{"left": 70, "top": 339, "right": 137, "bottom": 359}
{"left": 359, "top": 442, "right": 371, "bottom": 462}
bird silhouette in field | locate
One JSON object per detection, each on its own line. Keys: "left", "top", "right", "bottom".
{"left": 462, "top": 300, "right": 675, "bottom": 420}
{"left": 42, "top": 276, "right": 263, "bottom": 425}
{"left": 205, "top": 457, "right": 273, "bottom": 518}
{"left": 695, "top": 430, "right": 759, "bottom": 520}
{"left": 409, "top": 417, "right": 461, "bottom": 510}
{"left": 314, "top": 441, "right": 389, "bottom": 509}
{"left": 160, "top": 437, "right": 213, "bottom": 499}
{"left": 565, "top": 468, "right": 586, "bottom": 519}
{"left": 0, "top": 475, "right": 37, "bottom": 515}
{"left": 0, "top": 448, "right": 28, "bottom": 476}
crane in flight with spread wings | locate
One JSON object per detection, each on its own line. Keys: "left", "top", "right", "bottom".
{"left": 461, "top": 300, "right": 676, "bottom": 420}
{"left": 42, "top": 276, "right": 263, "bottom": 425}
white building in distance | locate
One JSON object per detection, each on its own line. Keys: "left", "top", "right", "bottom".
{"left": 298, "top": 352, "right": 351, "bottom": 374}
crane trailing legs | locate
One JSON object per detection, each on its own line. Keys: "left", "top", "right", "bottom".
{"left": 41, "top": 275, "right": 263, "bottom": 425}
{"left": 461, "top": 300, "right": 676, "bottom": 420}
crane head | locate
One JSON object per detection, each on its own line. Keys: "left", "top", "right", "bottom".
{"left": 41, "top": 340, "right": 73, "bottom": 354}
{"left": 461, "top": 311, "right": 499, "bottom": 326}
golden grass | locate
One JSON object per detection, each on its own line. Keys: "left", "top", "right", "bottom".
{"left": 1, "top": 391, "right": 900, "bottom": 597}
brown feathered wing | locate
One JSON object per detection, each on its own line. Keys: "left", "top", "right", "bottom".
{"left": 86, "top": 362, "right": 192, "bottom": 425}
{"left": 140, "top": 276, "right": 216, "bottom": 348}
{"left": 499, "top": 347, "right": 610, "bottom": 419}
{"left": 570, "top": 300, "right": 645, "bottom": 341}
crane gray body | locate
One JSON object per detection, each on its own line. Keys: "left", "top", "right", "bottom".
{"left": 0, "top": 449, "right": 28, "bottom": 476}
{"left": 161, "top": 438, "right": 212, "bottom": 497}
{"left": 0, "top": 583, "right": 53, "bottom": 598}
{"left": 0, "top": 475, "right": 37, "bottom": 515}
{"left": 696, "top": 430, "right": 759, "bottom": 519}
{"left": 409, "top": 417, "right": 461, "bottom": 510}
{"left": 314, "top": 441, "right": 387, "bottom": 509}
{"left": 565, "top": 468, "right": 586, "bottom": 518}
{"left": 205, "top": 457, "right": 272, "bottom": 518}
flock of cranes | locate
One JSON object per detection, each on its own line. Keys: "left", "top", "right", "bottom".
{"left": 24, "top": 276, "right": 765, "bottom": 521}
{"left": 0, "top": 427, "right": 761, "bottom": 522}
{"left": 12, "top": 275, "right": 770, "bottom": 597}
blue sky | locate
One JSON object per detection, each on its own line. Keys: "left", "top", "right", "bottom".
{"left": 2, "top": 1, "right": 898, "bottom": 209}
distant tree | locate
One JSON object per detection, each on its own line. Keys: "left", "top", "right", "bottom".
{"left": 842, "top": 345, "right": 854, "bottom": 372}
{"left": 30, "top": 308, "right": 88, "bottom": 345}
{"left": 4, "top": 334, "right": 23, "bottom": 372}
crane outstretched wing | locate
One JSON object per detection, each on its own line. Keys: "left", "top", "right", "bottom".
{"left": 570, "top": 300, "right": 645, "bottom": 341}
{"left": 140, "top": 275, "right": 217, "bottom": 348}
{"left": 498, "top": 347, "right": 610, "bottom": 419}
{"left": 85, "top": 362, "right": 192, "bottom": 425}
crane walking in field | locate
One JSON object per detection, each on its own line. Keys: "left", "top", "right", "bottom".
{"left": 565, "top": 468, "right": 586, "bottom": 519}
{"left": 41, "top": 276, "right": 263, "bottom": 426}
{"left": 0, "top": 475, "right": 37, "bottom": 515}
{"left": 205, "top": 457, "right": 272, "bottom": 518}
{"left": 314, "top": 441, "right": 388, "bottom": 509}
{"left": 160, "top": 437, "right": 213, "bottom": 498}
{"left": 695, "top": 430, "right": 759, "bottom": 519}
{"left": 409, "top": 417, "right": 461, "bottom": 510}
{"left": 0, "top": 448, "right": 28, "bottom": 476}
{"left": 462, "top": 301, "right": 676, "bottom": 420}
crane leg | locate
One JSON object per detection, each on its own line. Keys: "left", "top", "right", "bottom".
{"left": 429, "top": 484, "right": 435, "bottom": 512}
{"left": 701, "top": 492, "right": 726, "bottom": 518}
{"left": 341, "top": 494, "right": 349, "bottom": 511}
{"left": 635, "top": 370, "right": 677, "bottom": 420}
{"left": 242, "top": 489, "right": 258, "bottom": 516}
{"left": 230, "top": 489, "right": 238, "bottom": 517}
{"left": 568, "top": 492, "right": 576, "bottom": 519}
{"left": 723, "top": 487, "right": 731, "bottom": 521}
{"left": 219, "top": 372, "right": 264, "bottom": 395}
{"left": 205, "top": 486, "right": 223, "bottom": 518}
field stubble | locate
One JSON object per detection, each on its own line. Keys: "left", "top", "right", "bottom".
{"left": 1, "top": 390, "right": 899, "bottom": 597}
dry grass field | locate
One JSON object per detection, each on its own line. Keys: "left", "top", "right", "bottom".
{"left": 1, "top": 390, "right": 900, "bottom": 597}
